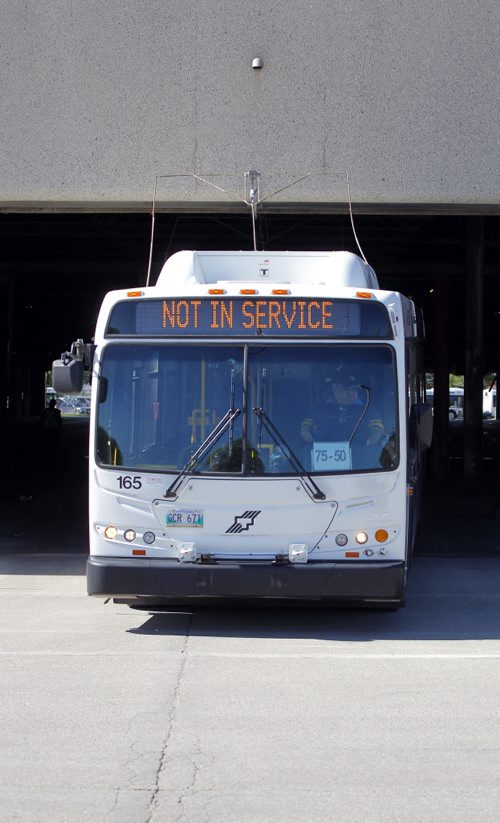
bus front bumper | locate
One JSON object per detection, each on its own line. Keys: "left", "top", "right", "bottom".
{"left": 87, "top": 556, "right": 406, "bottom": 605}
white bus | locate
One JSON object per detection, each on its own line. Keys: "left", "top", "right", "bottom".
{"left": 426, "top": 387, "right": 464, "bottom": 420}
{"left": 53, "top": 250, "right": 431, "bottom": 609}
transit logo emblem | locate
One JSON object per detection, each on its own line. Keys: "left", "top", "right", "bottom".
{"left": 226, "top": 510, "right": 261, "bottom": 534}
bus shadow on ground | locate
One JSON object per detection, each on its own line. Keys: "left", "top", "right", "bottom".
{"left": 128, "top": 601, "right": 500, "bottom": 642}
{"left": 128, "top": 557, "right": 500, "bottom": 641}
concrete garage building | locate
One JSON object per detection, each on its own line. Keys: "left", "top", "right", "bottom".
{"left": 1, "top": 0, "right": 499, "bottom": 488}
{"left": 1, "top": 1, "right": 499, "bottom": 209}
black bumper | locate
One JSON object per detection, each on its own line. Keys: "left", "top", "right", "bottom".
{"left": 87, "top": 556, "right": 406, "bottom": 604}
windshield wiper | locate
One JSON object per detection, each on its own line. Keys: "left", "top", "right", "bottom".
{"left": 253, "top": 407, "right": 325, "bottom": 500}
{"left": 164, "top": 407, "right": 241, "bottom": 498}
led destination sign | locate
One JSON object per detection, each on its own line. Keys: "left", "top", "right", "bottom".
{"left": 107, "top": 297, "right": 392, "bottom": 338}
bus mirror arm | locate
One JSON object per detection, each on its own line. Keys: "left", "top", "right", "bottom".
{"left": 68, "top": 339, "right": 95, "bottom": 368}
{"left": 58, "top": 339, "right": 95, "bottom": 368}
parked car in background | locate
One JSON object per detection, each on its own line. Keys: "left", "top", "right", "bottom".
{"left": 74, "top": 397, "right": 91, "bottom": 414}
{"left": 57, "top": 398, "right": 77, "bottom": 414}
{"left": 57, "top": 396, "right": 91, "bottom": 415}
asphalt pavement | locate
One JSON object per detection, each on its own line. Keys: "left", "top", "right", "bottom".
{"left": 2, "top": 552, "right": 500, "bottom": 821}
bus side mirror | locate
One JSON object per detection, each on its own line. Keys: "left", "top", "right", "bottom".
{"left": 52, "top": 356, "right": 84, "bottom": 393}
{"left": 52, "top": 339, "right": 94, "bottom": 394}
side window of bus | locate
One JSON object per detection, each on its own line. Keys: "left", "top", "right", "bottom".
{"left": 409, "top": 403, "right": 433, "bottom": 451}
{"left": 98, "top": 376, "right": 108, "bottom": 404}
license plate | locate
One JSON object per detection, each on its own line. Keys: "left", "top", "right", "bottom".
{"left": 166, "top": 508, "right": 204, "bottom": 528}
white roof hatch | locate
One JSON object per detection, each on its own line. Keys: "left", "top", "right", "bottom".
{"left": 155, "top": 250, "right": 379, "bottom": 289}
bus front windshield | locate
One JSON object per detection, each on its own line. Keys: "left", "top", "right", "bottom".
{"left": 96, "top": 344, "right": 398, "bottom": 475}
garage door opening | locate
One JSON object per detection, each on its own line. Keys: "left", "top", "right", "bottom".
{"left": 1, "top": 210, "right": 499, "bottom": 505}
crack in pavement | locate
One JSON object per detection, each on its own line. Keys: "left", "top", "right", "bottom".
{"left": 145, "top": 611, "right": 194, "bottom": 822}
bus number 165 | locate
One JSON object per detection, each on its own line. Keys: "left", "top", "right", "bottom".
{"left": 117, "top": 475, "right": 142, "bottom": 490}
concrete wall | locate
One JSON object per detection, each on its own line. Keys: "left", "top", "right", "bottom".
{"left": 1, "top": 0, "right": 499, "bottom": 209}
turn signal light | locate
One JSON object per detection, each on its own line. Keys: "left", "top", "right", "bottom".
{"left": 375, "top": 529, "right": 389, "bottom": 543}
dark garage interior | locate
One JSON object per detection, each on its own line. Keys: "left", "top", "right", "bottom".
{"left": 1, "top": 209, "right": 499, "bottom": 513}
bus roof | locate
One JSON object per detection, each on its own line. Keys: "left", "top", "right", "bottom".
{"left": 156, "top": 250, "right": 379, "bottom": 290}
